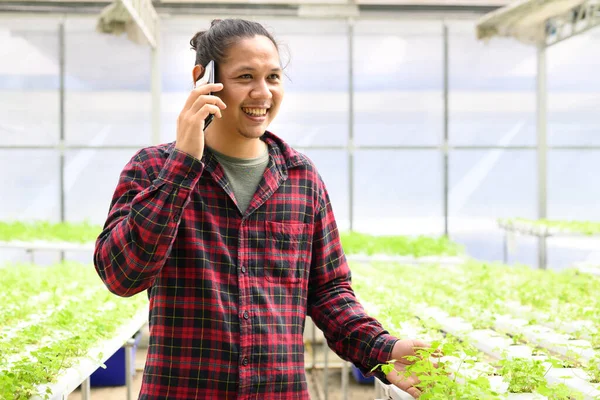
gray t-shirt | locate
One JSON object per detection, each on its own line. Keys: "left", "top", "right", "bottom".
{"left": 209, "top": 146, "right": 270, "bottom": 214}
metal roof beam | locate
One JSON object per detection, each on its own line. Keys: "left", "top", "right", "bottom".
{"left": 476, "top": 0, "right": 600, "bottom": 47}
{"left": 96, "top": 0, "right": 158, "bottom": 47}
{"left": 545, "top": 0, "right": 600, "bottom": 46}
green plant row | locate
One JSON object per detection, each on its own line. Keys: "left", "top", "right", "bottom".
{"left": 430, "top": 260, "right": 599, "bottom": 330}
{"left": 354, "top": 260, "right": 600, "bottom": 330}
{"left": 354, "top": 279, "right": 506, "bottom": 399}
{"left": 0, "top": 220, "right": 465, "bottom": 257}
{"left": 350, "top": 262, "right": 600, "bottom": 386}
{"left": 0, "top": 265, "right": 99, "bottom": 327}
{"left": 339, "top": 231, "right": 465, "bottom": 257}
{"left": 351, "top": 264, "right": 581, "bottom": 399}
{"left": 499, "top": 218, "right": 600, "bottom": 236}
{"left": 0, "top": 285, "right": 99, "bottom": 341}
{"left": 0, "top": 287, "right": 105, "bottom": 357}
{"left": 0, "top": 262, "right": 148, "bottom": 399}
{"left": 420, "top": 266, "right": 599, "bottom": 384}
{"left": 0, "top": 221, "right": 102, "bottom": 243}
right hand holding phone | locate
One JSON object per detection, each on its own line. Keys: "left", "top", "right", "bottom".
{"left": 175, "top": 83, "right": 227, "bottom": 160}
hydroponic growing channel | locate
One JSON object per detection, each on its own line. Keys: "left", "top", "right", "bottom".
{"left": 351, "top": 261, "right": 600, "bottom": 399}
{"left": 0, "top": 262, "right": 148, "bottom": 400}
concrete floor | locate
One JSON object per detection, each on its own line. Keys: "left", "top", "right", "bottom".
{"left": 67, "top": 333, "right": 377, "bottom": 400}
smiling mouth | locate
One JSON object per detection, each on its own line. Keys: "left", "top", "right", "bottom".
{"left": 242, "top": 107, "right": 268, "bottom": 117}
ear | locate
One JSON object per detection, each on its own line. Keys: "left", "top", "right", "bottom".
{"left": 192, "top": 65, "right": 205, "bottom": 87}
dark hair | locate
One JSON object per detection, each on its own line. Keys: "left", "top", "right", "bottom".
{"left": 190, "top": 19, "right": 282, "bottom": 79}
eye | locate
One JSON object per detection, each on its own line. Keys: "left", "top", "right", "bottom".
{"left": 238, "top": 74, "right": 252, "bottom": 79}
{"left": 268, "top": 74, "right": 281, "bottom": 80}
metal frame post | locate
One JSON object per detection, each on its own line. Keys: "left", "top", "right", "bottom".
{"left": 503, "top": 231, "right": 508, "bottom": 264}
{"left": 151, "top": 20, "right": 161, "bottom": 145}
{"left": 323, "top": 347, "right": 329, "bottom": 400}
{"left": 59, "top": 21, "right": 66, "bottom": 224}
{"left": 443, "top": 22, "right": 450, "bottom": 237}
{"left": 125, "top": 338, "right": 136, "bottom": 400}
{"left": 537, "top": 44, "right": 548, "bottom": 269}
{"left": 58, "top": 20, "right": 66, "bottom": 262}
{"left": 80, "top": 377, "right": 91, "bottom": 400}
{"left": 341, "top": 361, "right": 349, "bottom": 400}
{"left": 348, "top": 17, "right": 355, "bottom": 232}
{"left": 311, "top": 318, "right": 316, "bottom": 370}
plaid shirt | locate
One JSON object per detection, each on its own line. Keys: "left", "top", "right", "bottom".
{"left": 94, "top": 132, "right": 397, "bottom": 399}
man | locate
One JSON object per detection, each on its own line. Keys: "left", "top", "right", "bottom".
{"left": 94, "top": 18, "right": 430, "bottom": 399}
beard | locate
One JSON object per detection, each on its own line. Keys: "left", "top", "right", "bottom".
{"left": 237, "top": 124, "right": 267, "bottom": 140}
{"left": 239, "top": 130, "right": 265, "bottom": 140}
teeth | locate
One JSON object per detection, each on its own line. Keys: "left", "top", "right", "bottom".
{"left": 242, "top": 107, "right": 267, "bottom": 116}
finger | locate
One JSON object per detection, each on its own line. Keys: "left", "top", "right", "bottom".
{"left": 388, "top": 369, "right": 421, "bottom": 391}
{"left": 406, "top": 340, "right": 435, "bottom": 363}
{"left": 195, "top": 104, "right": 222, "bottom": 121}
{"left": 431, "top": 347, "right": 444, "bottom": 358}
{"left": 405, "top": 386, "right": 422, "bottom": 398}
{"left": 428, "top": 343, "right": 443, "bottom": 357}
{"left": 387, "top": 376, "right": 421, "bottom": 398}
{"left": 399, "top": 374, "right": 421, "bottom": 390}
{"left": 411, "top": 340, "right": 431, "bottom": 351}
{"left": 183, "top": 83, "right": 224, "bottom": 109}
{"left": 192, "top": 82, "right": 224, "bottom": 95}
{"left": 190, "top": 94, "right": 227, "bottom": 114}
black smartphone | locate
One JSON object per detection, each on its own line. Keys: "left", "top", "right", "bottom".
{"left": 194, "top": 60, "right": 216, "bottom": 129}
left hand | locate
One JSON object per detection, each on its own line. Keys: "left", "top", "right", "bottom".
{"left": 385, "top": 339, "right": 439, "bottom": 398}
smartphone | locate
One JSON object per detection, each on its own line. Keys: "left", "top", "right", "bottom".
{"left": 194, "top": 60, "right": 216, "bottom": 129}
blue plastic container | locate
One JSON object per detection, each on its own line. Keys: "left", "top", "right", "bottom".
{"left": 90, "top": 332, "right": 141, "bottom": 387}
{"left": 351, "top": 365, "right": 375, "bottom": 384}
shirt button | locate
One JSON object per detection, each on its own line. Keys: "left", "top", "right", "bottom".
{"left": 242, "top": 357, "right": 249, "bottom": 366}
{"left": 243, "top": 311, "right": 249, "bottom": 320}
{"left": 241, "top": 266, "right": 247, "bottom": 273}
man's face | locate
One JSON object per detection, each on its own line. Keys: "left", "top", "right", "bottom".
{"left": 211, "top": 35, "right": 283, "bottom": 140}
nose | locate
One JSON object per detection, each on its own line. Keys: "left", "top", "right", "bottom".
{"left": 250, "top": 79, "right": 273, "bottom": 100}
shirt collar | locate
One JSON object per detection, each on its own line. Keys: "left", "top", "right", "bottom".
{"left": 164, "top": 131, "right": 309, "bottom": 171}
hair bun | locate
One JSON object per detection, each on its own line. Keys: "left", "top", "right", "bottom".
{"left": 189, "top": 30, "right": 206, "bottom": 51}
{"left": 210, "top": 19, "right": 222, "bottom": 28}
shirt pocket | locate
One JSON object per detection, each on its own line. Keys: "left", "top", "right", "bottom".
{"left": 265, "top": 221, "right": 311, "bottom": 284}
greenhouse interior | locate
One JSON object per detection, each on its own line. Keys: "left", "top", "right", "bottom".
{"left": 1, "top": 0, "right": 600, "bottom": 398}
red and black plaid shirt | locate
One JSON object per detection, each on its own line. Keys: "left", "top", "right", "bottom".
{"left": 94, "top": 132, "right": 397, "bottom": 399}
